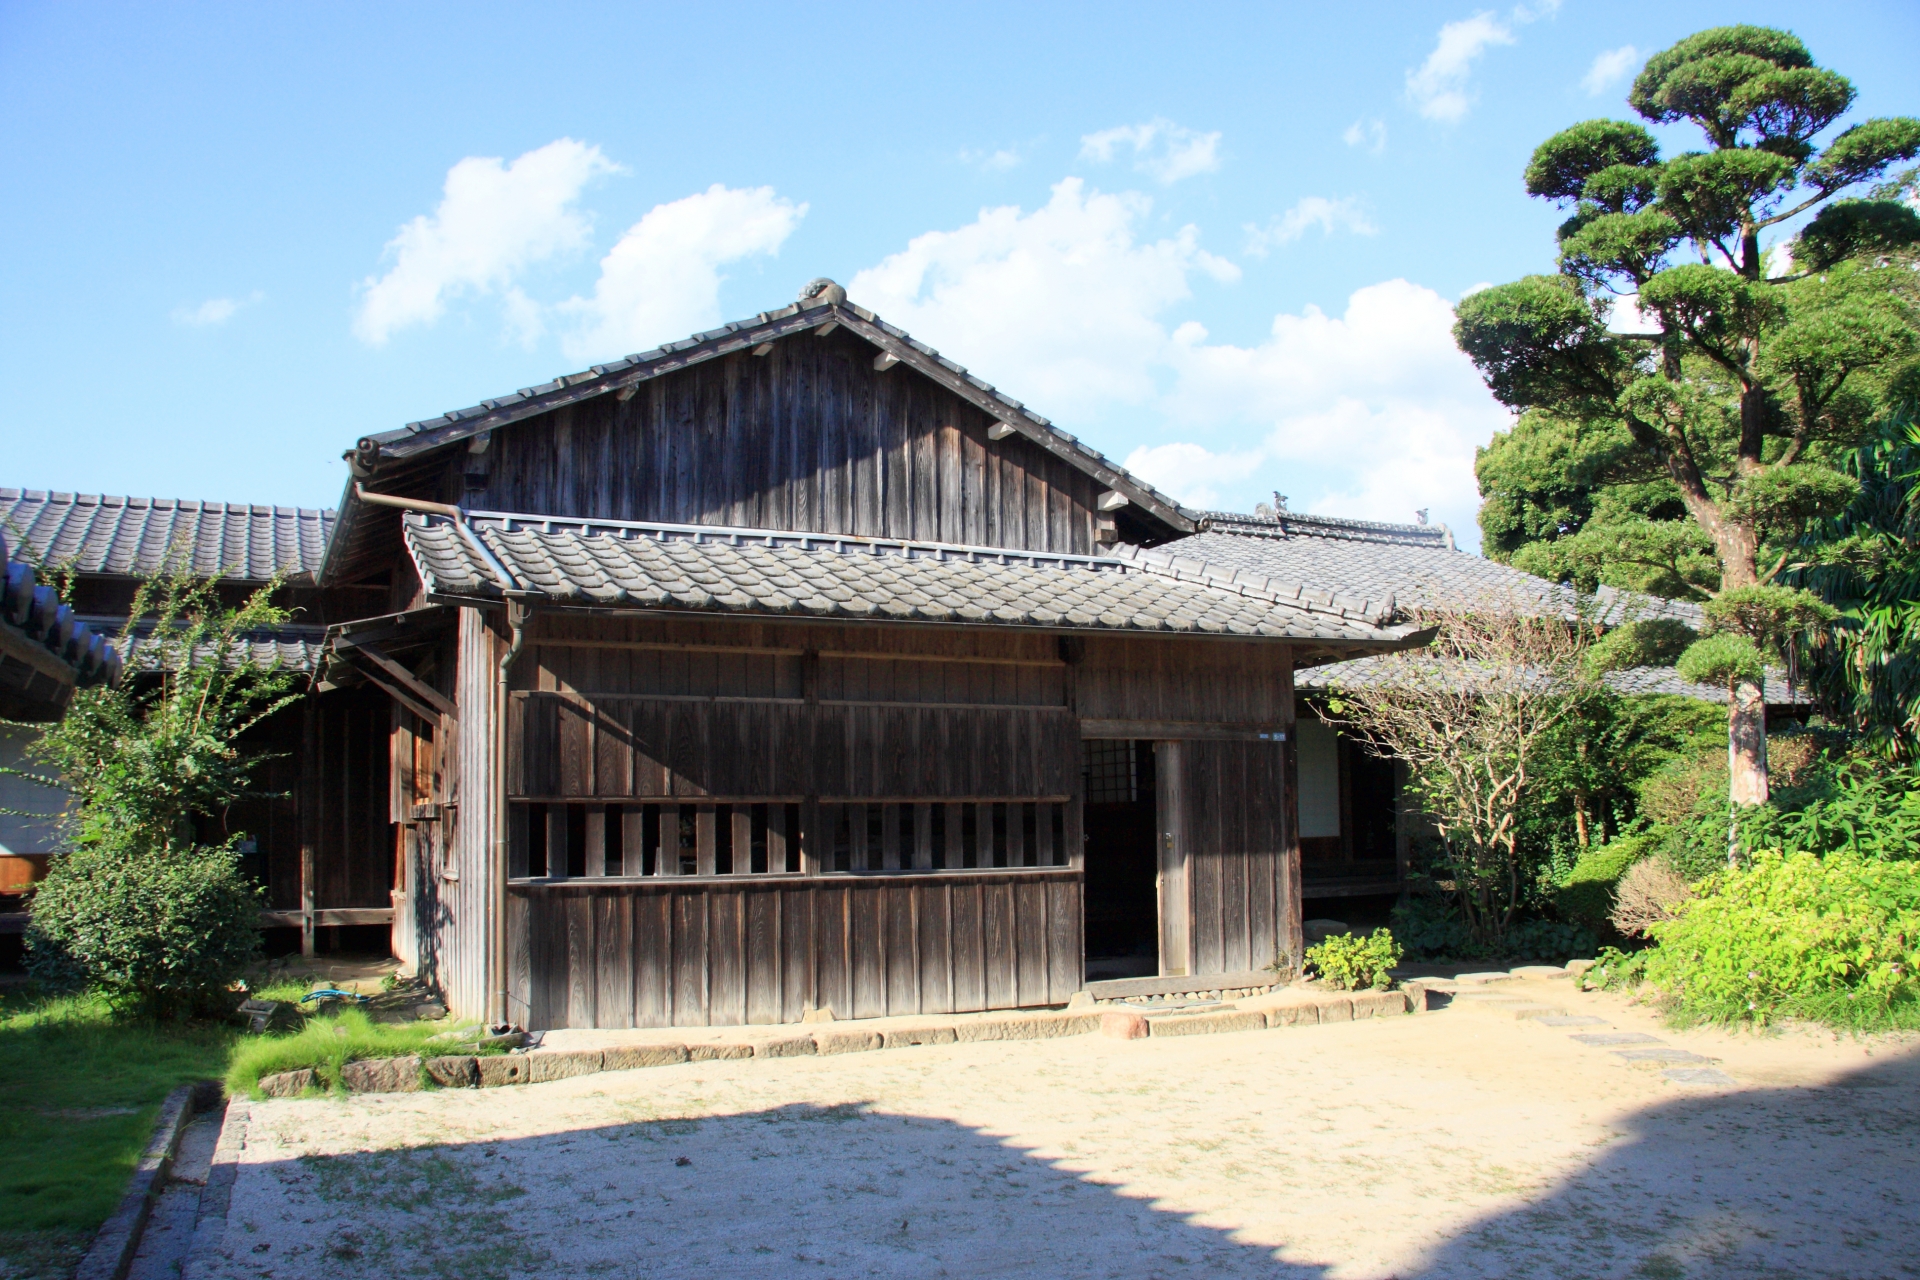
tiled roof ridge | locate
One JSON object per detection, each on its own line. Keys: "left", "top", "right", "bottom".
{"left": 1197, "top": 508, "right": 1452, "bottom": 547}
{"left": 353, "top": 295, "right": 1192, "bottom": 529}
{"left": 0, "top": 487, "right": 335, "bottom": 519}
{"left": 1105, "top": 542, "right": 1396, "bottom": 626}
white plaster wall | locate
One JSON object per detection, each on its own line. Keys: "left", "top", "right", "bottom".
{"left": 1296, "top": 716, "right": 1340, "bottom": 839}
{"left": 0, "top": 725, "right": 66, "bottom": 855}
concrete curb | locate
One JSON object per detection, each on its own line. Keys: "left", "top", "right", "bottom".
{"left": 180, "top": 1098, "right": 248, "bottom": 1279}
{"left": 75, "top": 1080, "right": 220, "bottom": 1280}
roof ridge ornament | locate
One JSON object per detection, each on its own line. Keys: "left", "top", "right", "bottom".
{"left": 798, "top": 278, "right": 847, "bottom": 308}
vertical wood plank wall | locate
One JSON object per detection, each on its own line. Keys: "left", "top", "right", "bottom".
{"left": 470, "top": 329, "right": 1110, "bottom": 554}
{"left": 423, "top": 607, "right": 502, "bottom": 1018}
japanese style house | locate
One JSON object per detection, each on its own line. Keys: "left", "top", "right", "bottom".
{"left": 5, "top": 281, "right": 1430, "bottom": 1028}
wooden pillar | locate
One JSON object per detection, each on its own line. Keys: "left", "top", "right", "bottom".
{"left": 1279, "top": 651, "right": 1303, "bottom": 973}
{"left": 299, "top": 695, "right": 318, "bottom": 956}
{"left": 1154, "top": 739, "right": 1189, "bottom": 977}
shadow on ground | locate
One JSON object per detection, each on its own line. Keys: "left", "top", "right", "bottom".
{"left": 195, "top": 1050, "right": 1920, "bottom": 1280}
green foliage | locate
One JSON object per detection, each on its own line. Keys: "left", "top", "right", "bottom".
{"left": 26, "top": 843, "right": 262, "bottom": 1019}
{"left": 1786, "top": 412, "right": 1920, "bottom": 754}
{"left": 1676, "top": 633, "right": 1766, "bottom": 688}
{"left": 1645, "top": 850, "right": 1920, "bottom": 1029}
{"left": 224, "top": 1008, "right": 500, "bottom": 1097}
{"left": 1305, "top": 929, "right": 1403, "bottom": 991}
{"left": 0, "top": 988, "right": 232, "bottom": 1270}
{"left": 1738, "top": 754, "right": 1920, "bottom": 860}
{"left": 1388, "top": 893, "right": 1600, "bottom": 963}
{"left": 1554, "top": 831, "right": 1662, "bottom": 931}
{"left": 11, "top": 568, "right": 299, "bottom": 1019}
{"left": 1795, "top": 199, "right": 1920, "bottom": 270}
{"left": 1586, "top": 619, "right": 1699, "bottom": 675}
{"left": 1580, "top": 945, "right": 1650, "bottom": 991}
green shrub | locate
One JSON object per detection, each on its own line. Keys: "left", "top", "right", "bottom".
{"left": 224, "top": 1008, "right": 496, "bottom": 1097}
{"left": 26, "top": 842, "right": 261, "bottom": 1020}
{"left": 1553, "top": 830, "right": 1662, "bottom": 930}
{"left": 1580, "top": 945, "right": 1649, "bottom": 991}
{"left": 1306, "top": 929, "right": 1403, "bottom": 990}
{"left": 1503, "top": 916, "right": 1600, "bottom": 961}
{"left": 1645, "top": 850, "right": 1920, "bottom": 1030}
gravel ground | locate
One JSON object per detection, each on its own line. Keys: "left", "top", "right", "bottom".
{"left": 184, "top": 978, "right": 1920, "bottom": 1280}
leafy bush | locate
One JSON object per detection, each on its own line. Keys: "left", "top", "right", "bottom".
{"left": 1553, "top": 830, "right": 1661, "bottom": 930}
{"left": 1502, "top": 916, "right": 1601, "bottom": 962}
{"left": 1645, "top": 850, "right": 1920, "bottom": 1030}
{"left": 1579, "top": 945, "right": 1649, "bottom": 991}
{"left": 25, "top": 842, "right": 261, "bottom": 1019}
{"left": 1389, "top": 893, "right": 1598, "bottom": 962}
{"left": 1305, "top": 929, "right": 1403, "bottom": 990}
{"left": 224, "top": 1008, "right": 499, "bottom": 1097}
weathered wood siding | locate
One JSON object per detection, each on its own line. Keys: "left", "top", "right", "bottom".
{"left": 418, "top": 607, "right": 504, "bottom": 1019}
{"left": 467, "top": 329, "right": 1108, "bottom": 553}
{"left": 508, "top": 871, "right": 1081, "bottom": 1028}
{"left": 1076, "top": 636, "right": 1294, "bottom": 730}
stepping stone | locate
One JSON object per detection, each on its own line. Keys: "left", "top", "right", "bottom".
{"left": 1452, "top": 972, "right": 1518, "bottom": 984}
{"left": 1504, "top": 1003, "right": 1567, "bottom": 1020}
{"left": 1664, "top": 1067, "right": 1738, "bottom": 1086}
{"left": 1455, "top": 991, "right": 1528, "bottom": 1001}
{"left": 1534, "top": 1015, "right": 1609, "bottom": 1027}
{"left": 1613, "top": 1048, "right": 1717, "bottom": 1067}
{"left": 1571, "top": 1032, "right": 1665, "bottom": 1047}
{"left": 1509, "top": 965, "right": 1568, "bottom": 979}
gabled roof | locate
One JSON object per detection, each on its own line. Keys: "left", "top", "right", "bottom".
{"left": 1, "top": 488, "right": 333, "bottom": 582}
{"left": 1297, "top": 656, "right": 1808, "bottom": 708}
{"left": 1175, "top": 509, "right": 1705, "bottom": 628}
{"left": 324, "top": 286, "right": 1198, "bottom": 585}
{"left": 400, "top": 511, "right": 1424, "bottom": 646}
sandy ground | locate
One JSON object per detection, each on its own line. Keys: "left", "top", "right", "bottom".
{"left": 184, "top": 976, "right": 1920, "bottom": 1280}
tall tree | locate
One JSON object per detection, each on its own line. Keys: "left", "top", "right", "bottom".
{"left": 1455, "top": 25, "right": 1920, "bottom": 806}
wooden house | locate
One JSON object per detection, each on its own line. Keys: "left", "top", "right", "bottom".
{"left": 312, "top": 282, "right": 1425, "bottom": 1029}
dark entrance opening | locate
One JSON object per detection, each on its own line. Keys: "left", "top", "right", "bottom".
{"left": 1081, "top": 739, "right": 1159, "bottom": 981}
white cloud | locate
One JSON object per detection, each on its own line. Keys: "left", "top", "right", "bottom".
{"left": 849, "top": 177, "right": 1237, "bottom": 417}
{"left": 353, "top": 138, "right": 618, "bottom": 345}
{"left": 559, "top": 184, "right": 806, "bottom": 363}
{"left": 961, "top": 145, "right": 1026, "bottom": 172}
{"left": 847, "top": 180, "right": 1504, "bottom": 542}
{"left": 1406, "top": 12, "right": 1516, "bottom": 122}
{"left": 1079, "top": 118, "right": 1223, "bottom": 184}
{"left": 172, "top": 291, "right": 263, "bottom": 327}
{"left": 1134, "top": 280, "right": 1510, "bottom": 537}
{"left": 1343, "top": 118, "right": 1388, "bottom": 154}
{"left": 1243, "top": 197, "right": 1378, "bottom": 257}
{"left": 1582, "top": 44, "right": 1641, "bottom": 96}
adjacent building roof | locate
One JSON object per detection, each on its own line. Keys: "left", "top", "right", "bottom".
{"left": 1, "top": 489, "right": 333, "bottom": 582}
{"left": 97, "top": 618, "right": 329, "bottom": 674}
{"left": 1175, "top": 510, "right": 1705, "bottom": 628}
{"left": 1296, "top": 655, "right": 1807, "bottom": 707}
{"left": 401, "top": 512, "right": 1425, "bottom": 645}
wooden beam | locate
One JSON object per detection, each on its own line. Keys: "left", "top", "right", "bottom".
{"left": 1080, "top": 719, "right": 1287, "bottom": 741}
{"left": 335, "top": 638, "right": 457, "bottom": 720}
{"left": 873, "top": 352, "right": 900, "bottom": 372}
{"left": 1096, "top": 490, "right": 1130, "bottom": 512}
{"left": 752, "top": 342, "right": 775, "bottom": 357}
{"left": 815, "top": 320, "right": 839, "bottom": 337}
{"left": 987, "top": 422, "right": 1018, "bottom": 440}
{"left": 262, "top": 907, "right": 395, "bottom": 928}
{"left": 339, "top": 659, "right": 443, "bottom": 727}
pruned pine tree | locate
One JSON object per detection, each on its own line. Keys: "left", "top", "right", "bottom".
{"left": 1456, "top": 25, "right": 1920, "bottom": 806}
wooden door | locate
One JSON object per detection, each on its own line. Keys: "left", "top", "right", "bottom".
{"left": 1165, "top": 738, "right": 1301, "bottom": 977}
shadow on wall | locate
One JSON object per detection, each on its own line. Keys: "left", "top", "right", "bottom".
{"left": 210, "top": 1053, "right": 1920, "bottom": 1280}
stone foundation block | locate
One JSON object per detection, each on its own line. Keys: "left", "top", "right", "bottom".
{"left": 883, "top": 1026, "right": 958, "bottom": 1048}
{"left": 424, "top": 1056, "right": 478, "bottom": 1088}
{"left": 603, "top": 1044, "right": 691, "bottom": 1071}
{"left": 1510, "top": 965, "right": 1569, "bottom": 979}
{"left": 257, "top": 1068, "right": 316, "bottom": 1098}
{"left": 1147, "top": 1010, "right": 1266, "bottom": 1037}
{"left": 1265, "top": 1003, "right": 1320, "bottom": 1028}
{"left": 1351, "top": 990, "right": 1407, "bottom": 1019}
{"left": 478, "top": 1055, "right": 530, "bottom": 1087}
{"left": 526, "top": 1050, "right": 604, "bottom": 1083}
{"left": 955, "top": 1013, "right": 1100, "bottom": 1042}
{"left": 754, "top": 1036, "right": 817, "bottom": 1058}
{"left": 689, "top": 1043, "right": 754, "bottom": 1061}
{"left": 1100, "top": 1011, "right": 1149, "bottom": 1039}
{"left": 341, "top": 1055, "right": 422, "bottom": 1094}
{"left": 1314, "top": 996, "right": 1355, "bottom": 1023}
{"left": 815, "top": 1030, "right": 882, "bottom": 1055}
{"left": 1565, "top": 959, "right": 1596, "bottom": 980}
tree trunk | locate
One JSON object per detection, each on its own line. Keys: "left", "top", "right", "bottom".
{"left": 1573, "top": 789, "right": 1590, "bottom": 848}
{"left": 1728, "top": 678, "right": 1769, "bottom": 809}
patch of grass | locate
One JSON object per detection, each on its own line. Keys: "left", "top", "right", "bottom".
{"left": 0, "top": 988, "right": 232, "bottom": 1278}
{"left": 225, "top": 1007, "right": 495, "bottom": 1097}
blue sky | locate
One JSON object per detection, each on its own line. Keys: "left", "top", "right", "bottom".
{"left": 3, "top": 2, "right": 1915, "bottom": 549}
